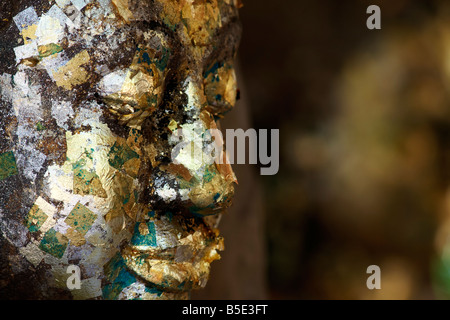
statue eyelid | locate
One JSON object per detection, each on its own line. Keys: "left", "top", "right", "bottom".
{"left": 203, "top": 61, "right": 238, "bottom": 116}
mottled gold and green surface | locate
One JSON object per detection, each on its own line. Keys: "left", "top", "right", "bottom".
{"left": 0, "top": 0, "right": 241, "bottom": 299}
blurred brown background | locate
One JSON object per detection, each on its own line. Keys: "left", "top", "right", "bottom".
{"left": 194, "top": 0, "right": 450, "bottom": 299}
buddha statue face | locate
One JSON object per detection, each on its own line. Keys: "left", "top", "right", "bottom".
{"left": 0, "top": 0, "right": 241, "bottom": 299}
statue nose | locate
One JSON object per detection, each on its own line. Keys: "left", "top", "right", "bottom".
{"left": 201, "top": 111, "right": 237, "bottom": 185}
{"left": 136, "top": 76, "right": 237, "bottom": 217}
{"left": 142, "top": 120, "right": 236, "bottom": 217}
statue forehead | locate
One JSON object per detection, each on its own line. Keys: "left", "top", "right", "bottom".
{"left": 153, "top": 0, "right": 222, "bottom": 45}
{"left": 2, "top": 0, "right": 240, "bottom": 93}
{"left": 5, "top": 0, "right": 240, "bottom": 69}
{"left": 122, "top": 0, "right": 240, "bottom": 50}
{"left": 7, "top": 0, "right": 240, "bottom": 39}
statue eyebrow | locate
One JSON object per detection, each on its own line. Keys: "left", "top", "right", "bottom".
{"left": 128, "top": 16, "right": 241, "bottom": 73}
{"left": 137, "top": 20, "right": 178, "bottom": 44}
{"left": 204, "top": 17, "right": 242, "bottom": 66}
{"left": 138, "top": 16, "right": 240, "bottom": 48}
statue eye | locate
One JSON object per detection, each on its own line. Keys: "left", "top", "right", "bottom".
{"left": 103, "top": 99, "right": 137, "bottom": 116}
{"left": 96, "top": 67, "right": 163, "bottom": 129}
{"left": 100, "top": 97, "right": 149, "bottom": 129}
{"left": 94, "top": 42, "right": 171, "bottom": 129}
{"left": 203, "top": 61, "right": 238, "bottom": 118}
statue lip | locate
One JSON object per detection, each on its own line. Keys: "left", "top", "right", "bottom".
{"left": 120, "top": 211, "right": 224, "bottom": 291}
{"left": 121, "top": 231, "right": 224, "bottom": 292}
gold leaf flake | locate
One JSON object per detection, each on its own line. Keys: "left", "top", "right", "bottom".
{"left": 20, "top": 24, "right": 37, "bottom": 45}
{"left": 53, "top": 50, "right": 90, "bottom": 90}
{"left": 66, "top": 227, "right": 87, "bottom": 246}
{"left": 111, "top": 0, "right": 134, "bottom": 23}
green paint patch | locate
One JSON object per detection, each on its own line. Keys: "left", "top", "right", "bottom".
{"left": 36, "top": 122, "right": 46, "bottom": 131}
{"left": 103, "top": 253, "right": 137, "bottom": 300}
{"left": 123, "top": 194, "right": 130, "bottom": 205}
{"left": 38, "top": 228, "right": 68, "bottom": 258}
{"left": 202, "top": 166, "right": 217, "bottom": 183}
{"left": 130, "top": 221, "right": 157, "bottom": 247}
{"left": 103, "top": 252, "right": 163, "bottom": 299}
{"left": 65, "top": 202, "right": 96, "bottom": 236}
{"left": 38, "top": 43, "right": 63, "bottom": 59}
{"left": 0, "top": 151, "right": 18, "bottom": 181}
{"left": 136, "top": 45, "right": 170, "bottom": 73}
{"left": 24, "top": 204, "right": 48, "bottom": 232}
{"left": 178, "top": 175, "right": 200, "bottom": 189}
{"left": 108, "top": 142, "right": 139, "bottom": 170}
{"left": 140, "top": 51, "right": 152, "bottom": 65}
